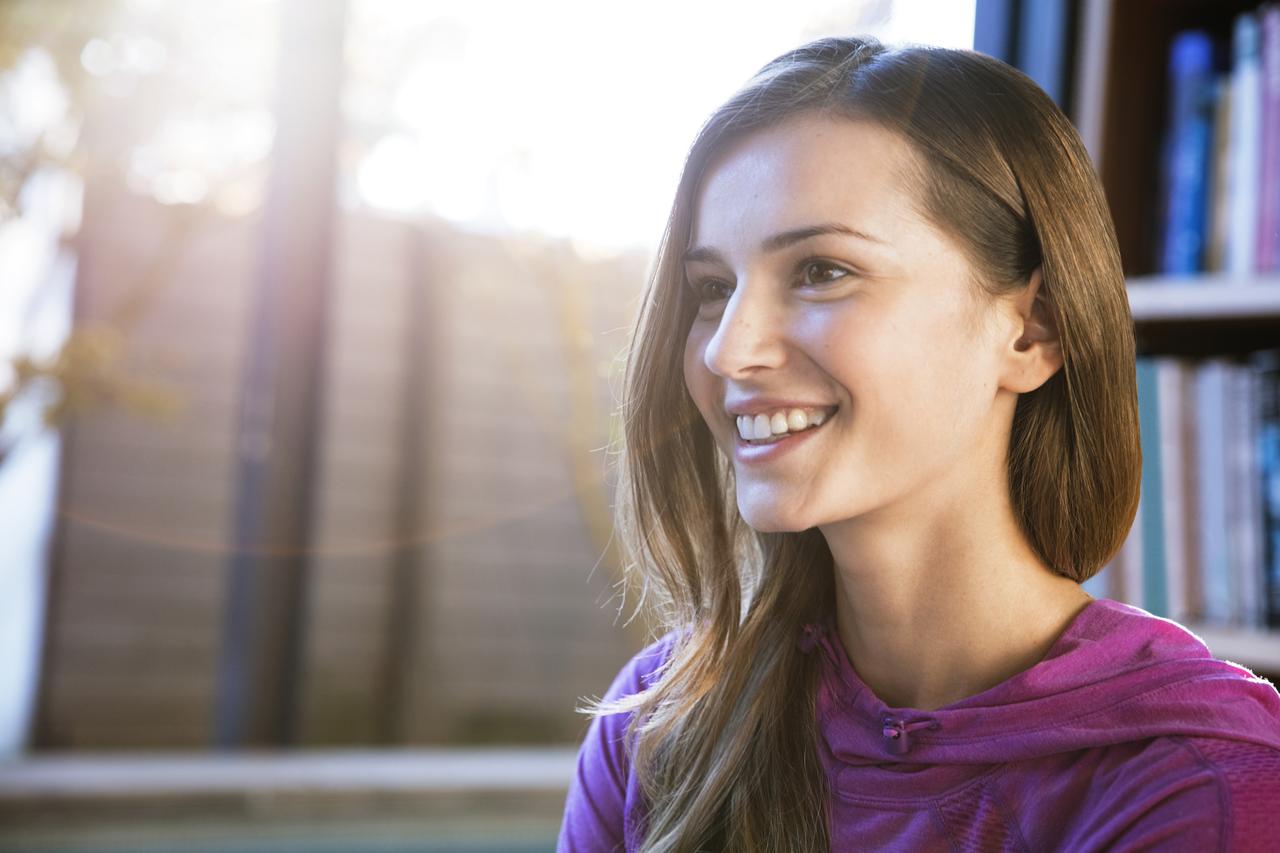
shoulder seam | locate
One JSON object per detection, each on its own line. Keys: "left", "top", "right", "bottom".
{"left": 1170, "top": 736, "right": 1230, "bottom": 853}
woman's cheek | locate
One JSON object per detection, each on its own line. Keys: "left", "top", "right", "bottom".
{"left": 804, "top": 313, "right": 872, "bottom": 372}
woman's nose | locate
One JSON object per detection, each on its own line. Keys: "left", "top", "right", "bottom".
{"left": 702, "top": 286, "right": 787, "bottom": 378}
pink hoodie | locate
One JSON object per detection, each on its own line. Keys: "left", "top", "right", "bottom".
{"left": 558, "top": 597, "right": 1280, "bottom": 851}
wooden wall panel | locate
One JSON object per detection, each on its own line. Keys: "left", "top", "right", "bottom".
{"left": 295, "top": 211, "right": 410, "bottom": 744}
{"left": 37, "top": 186, "right": 254, "bottom": 749}
{"left": 41, "top": 194, "right": 668, "bottom": 749}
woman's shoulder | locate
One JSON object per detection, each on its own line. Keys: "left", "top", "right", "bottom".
{"left": 583, "top": 626, "right": 685, "bottom": 762}
{"left": 1066, "top": 734, "right": 1280, "bottom": 852}
{"left": 599, "top": 627, "right": 684, "bottom": 700}
{"left": 1175, "top": 735, "right": 1280, "bottom": 849}
{"left": 557, "top": 627, "right": 685, "bottom": 852}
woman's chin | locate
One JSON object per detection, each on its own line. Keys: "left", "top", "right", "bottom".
{"left": 738, "top": 499, "right": 813, "bottom": 533}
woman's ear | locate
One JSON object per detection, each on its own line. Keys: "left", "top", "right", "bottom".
{"left": 1002, "top": 265, "right": 1063, "bottom": 393}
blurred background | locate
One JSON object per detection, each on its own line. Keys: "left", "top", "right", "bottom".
{"left": 0, "top": 0, "right": 977, "bottom": 850}
{"left": 20, "top": 0, "right": 1280, "bottom": 851}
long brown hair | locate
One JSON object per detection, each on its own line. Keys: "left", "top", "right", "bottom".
{"left": 584, "top": 35, "right": 1141, "bottom": 852}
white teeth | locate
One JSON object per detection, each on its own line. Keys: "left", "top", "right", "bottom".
{"left": 735, "top": 407, "right": 835, "bottom": 441}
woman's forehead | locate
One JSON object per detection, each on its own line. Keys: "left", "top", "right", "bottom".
{"left": 689, "top": 117, "right": 924, "bottom": 257}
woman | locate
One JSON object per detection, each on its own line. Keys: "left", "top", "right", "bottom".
{"left": 558, "top": 36, "right": 1280, "bottom": 852}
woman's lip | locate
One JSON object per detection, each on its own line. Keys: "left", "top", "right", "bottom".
{"left": 732, "top": 411, "right": 834, "bottom": 464}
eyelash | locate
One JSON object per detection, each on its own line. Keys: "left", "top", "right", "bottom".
{"left": 687, "top": 259, "right": 853, "bottom": 305}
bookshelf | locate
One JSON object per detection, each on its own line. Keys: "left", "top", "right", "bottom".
{"left": 1127, "top": 275, "right": 1280, "bottom": 355}
{"left": 1186, "top": 622, "right": 1280, "bottom": 673}
{"left": 1127, "top": 275, "right": 1280, "bottom": 320}
{"left": 1071, "top": 0, "right": 1280, "bottom": 676}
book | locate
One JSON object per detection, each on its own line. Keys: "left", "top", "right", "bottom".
{"left": 1016, "top": 0, "right": 1073, "bottom": 108}
{"left": 1157, "top": 358, "right": 1193, "bottom": 623}
{"left": 1228, "top": 11, "right": 1263, "bottom": 277}
{"left": 1256, "top": 349, "right": 1280, "bottom": 628}
{"left": 1257, "top": 5, "right": 1280, "bottom": 271}
{"left": 1204, "top": 73, "right": 1233, "bottom": 273}
{"left": 1158, "top": 30, "right": 1218, "bottom": 275}
{"left": 1195, "top": 359, "right": 1233, "bottom": 626}
{"left": 1137, "top": 357, "right": 1169, "bottom": 616}
{"left": 1180, "top": 361, "right": 1205, "bottom": 624}
{"left": 1226, "top": 361, "right": 1266, "bottom": 628}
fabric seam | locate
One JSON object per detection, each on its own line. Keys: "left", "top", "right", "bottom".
{"left": 987, "top": 766, "right": 1034, "bottom": 853}
{"left": 1174, "top": 736, "right": 1230, "bottom": 853}
{"left": 828, "top": 763, "right": 1004, "bottom": 806}
{"left": 826, "top": 671, "right": 1237, "bottom": 749}
{"left": 928, "top": 800, "right": 963, "bottom": 853}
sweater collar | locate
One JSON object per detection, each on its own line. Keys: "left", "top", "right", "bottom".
{"left": 798, "top": 599, "right": 1280, "bottom": 800}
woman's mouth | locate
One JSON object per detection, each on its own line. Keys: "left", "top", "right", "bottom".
{"left": 732, "top": 406, "right": 837, "bottom": 462}
{"left": 735, "top": 405, "right": 836, "bottom": 442}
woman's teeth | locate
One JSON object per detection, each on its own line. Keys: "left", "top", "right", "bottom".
{"left": 735, "top": 407, "right": 835, "bottom": 442}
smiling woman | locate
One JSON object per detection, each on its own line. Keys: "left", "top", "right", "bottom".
{"left": 557, "top": 35, "right": 1280, "bottom": 853}
{"left": 682, "top": 115, "right": 1034, "bottom": 538}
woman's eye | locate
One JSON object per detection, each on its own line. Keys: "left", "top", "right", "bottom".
{"left": 691, "top": 278, "right": 732, "bottom": 303}
{"left": 687, "top": 261, "right": 850, "bottom": 308}
{"left": 801, "top": 260, "right": 850, "bottom": 286}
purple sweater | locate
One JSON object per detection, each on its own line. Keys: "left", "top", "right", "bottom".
{"left": 557, "top": 598, "right": 1280, "bottom": 851}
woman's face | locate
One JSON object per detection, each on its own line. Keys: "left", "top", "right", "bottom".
{"left": 682, "top": 113, "right": 1013, "bottom": 533}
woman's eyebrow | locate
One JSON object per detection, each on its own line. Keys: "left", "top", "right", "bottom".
{"left": 682, "top": 222, "right": 889, "bottom": 264}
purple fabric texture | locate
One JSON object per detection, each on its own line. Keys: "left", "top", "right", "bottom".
{"left": 557, "top": 598, "right": 1280, "bottom": 852}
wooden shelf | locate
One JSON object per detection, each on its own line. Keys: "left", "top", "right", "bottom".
{"left": 1182, "top": 622, "right": 1280, "bottom": 674}
{"left": 1078, "top": 5, "right": 1280, "bottom": 677}
{"left": 1127, "top": 275, "right": 1280, "bottom": 321}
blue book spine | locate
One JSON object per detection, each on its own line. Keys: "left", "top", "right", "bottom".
{"left": 1017, "top": 0, "right": 1071, "bottom": 107}
{"left": 1137, "top": 358, "right": 1168, "bottom": 617}
{"left": 1159, "top": 30, "right": 1219, "bottom": 275}
{"left": 1256, "top": 349, "right": 1280, "bottom": 628}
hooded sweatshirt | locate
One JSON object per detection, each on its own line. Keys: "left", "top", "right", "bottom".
{"left": 557, "top": 597, "right": 1280, "bottom": 852}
